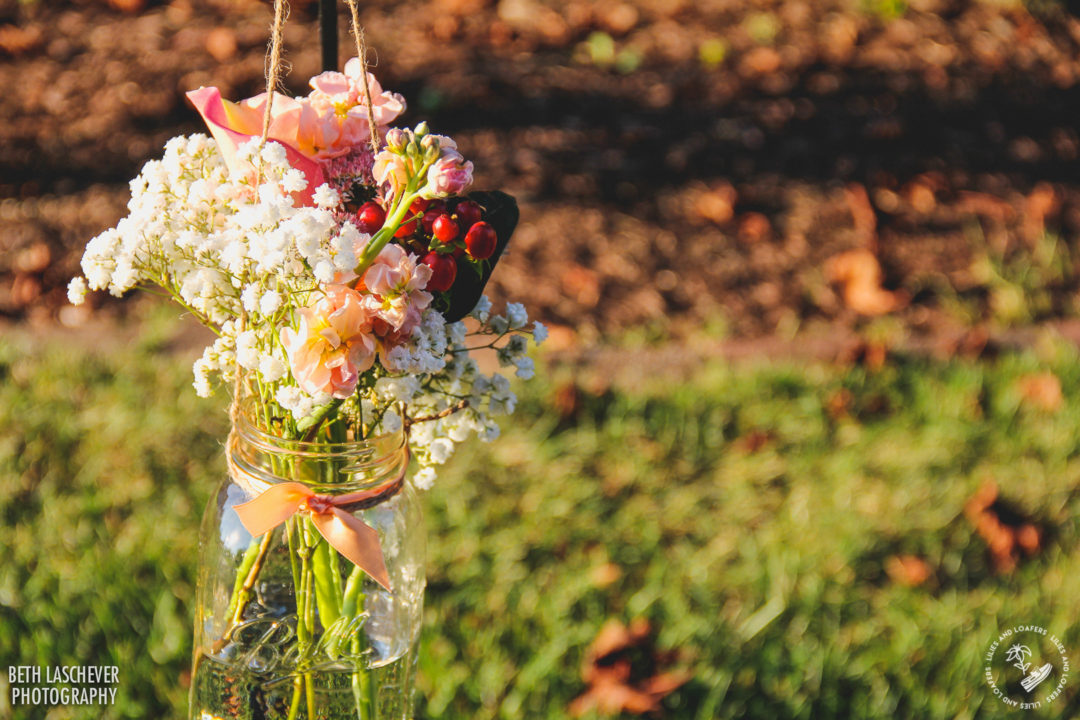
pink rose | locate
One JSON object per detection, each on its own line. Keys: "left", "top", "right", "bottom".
{"left": 186, "top": 87, "right": 325, "bottom": 206}
{"left": 423, "top": 150, "right": 474, "bottom": 198}
{"left": 298, "top": 61, "right": 407, "bottom": 159}
{"left": 280, "top": 285, "right": 376, "bottom": 399}
{"left": 372, "top": 149, "right": 410, "bottom": 199}
{"left": 360, "top": 244, "right": 432, "bottom": 336}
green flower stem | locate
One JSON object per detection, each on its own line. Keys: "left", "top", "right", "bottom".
{"left": 286, "top": 675, "right": 303, "bottom": 720}
{"left": 352, "top": 634, "right": 373, "bottom": 720}
{"left": 225, "top": 530, "right": 274, "bottom": 628}
{"left": 298, "top": 399, "right": 345, "bottom": 441}
{"left": 353, "top": 183, "right": 422, "bottom": 278}
{"left": 312, "top": 537, "right": 342, "bottom": 629}
{"left": 305, "top": 672, "right": 317, "bottom": 720}
{"left": 226, "top": 536, "right": 264, "bottom": 621}
{"left": 284, "top": 518, "right": 305, "bottom": 720}
{"left": 286, "top": 518, "right": 306, "bottom": 642}
{"left": 299, "top": 523, "right": 317, "bottom": 720}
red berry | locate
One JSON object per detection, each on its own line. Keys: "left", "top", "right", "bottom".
{"left": 396, "top": 198, "right": 431, "bottom": 238}
{"left": 356, "top": 202, "right": 386, "bottom": 234}
{"left": 421, "top": 209, "right": 442, "bottom": 234}
{"left": 464, "top": 221, "right": 497, "bottom": 260}
{"left": 423, "top": 251, "right": 457, "bottom": 292}
{"left": 432, "top": 214, "right": 460, "bottom": 243}
{"left": 454, "top": 200, "right": 483, "bottom": 230}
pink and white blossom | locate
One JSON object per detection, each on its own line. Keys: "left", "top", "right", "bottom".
{"left": 280, "top": 285, "right": 377, "bottom": 399}
{"left": 422, "top": 150, "right": 474, "bottom": 198}
{"left": 360, "top": 244, "right": 433, "bottom": 338}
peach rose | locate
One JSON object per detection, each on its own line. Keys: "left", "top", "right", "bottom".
{"left": 360, "top": 244, "right": 433, "bottom": 336}
{"left": 280, "top": 285, "right": 376, "bottom": 399}
{"left": 299, "top": 60, "right": 407, "bottom": 159}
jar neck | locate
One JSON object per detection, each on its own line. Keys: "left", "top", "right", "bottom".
{"left": 228, "top": 410, "right": 408, "bottom": 494}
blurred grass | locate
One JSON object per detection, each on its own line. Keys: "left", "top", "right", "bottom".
{"left": 3, "top": 313, "right": 1080, "bottom": 718}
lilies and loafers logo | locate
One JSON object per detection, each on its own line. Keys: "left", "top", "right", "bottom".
{"left": 984, "top": 625, "right": 1070, "bottom": 711}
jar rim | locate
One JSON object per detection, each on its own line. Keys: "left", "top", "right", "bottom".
{"left": 229, "top": 400, "right": 408, "bottom": 492}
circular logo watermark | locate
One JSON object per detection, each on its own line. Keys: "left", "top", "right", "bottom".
{"left": 984, "top": 625, "right": 1070, "bottom": 710}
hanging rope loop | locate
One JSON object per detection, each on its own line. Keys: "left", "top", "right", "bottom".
{"left": 261, "top": 0, "right": 290, "bottom": 142}
{"left": 344, "top": 0, "right": 382, "bottom": 155}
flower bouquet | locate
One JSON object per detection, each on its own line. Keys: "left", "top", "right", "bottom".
{"left": 69, "top": 53, "right": 543, "bottom": 720}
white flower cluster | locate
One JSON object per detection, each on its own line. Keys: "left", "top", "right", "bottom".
{"left": 70, "top": 134, "right": 545, "bottom": 490}
{"left": 72, "top": 136, "right": 364, "bottom": 397}
{"left": 385, "top": 298, "right": 545, "bottom": 482}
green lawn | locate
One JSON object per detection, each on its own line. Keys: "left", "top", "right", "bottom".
{"left": 3, "top": 313, "right": 1080, "bottom": 718}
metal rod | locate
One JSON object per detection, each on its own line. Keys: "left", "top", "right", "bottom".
{"left": 318, "top": 0, "right": 338, "bottom": 72}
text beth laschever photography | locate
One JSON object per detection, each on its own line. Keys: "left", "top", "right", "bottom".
{"left": 7, "top": 666, "right": 119, "bottom": 709}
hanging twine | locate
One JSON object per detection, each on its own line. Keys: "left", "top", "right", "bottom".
{"left": 232, "top": 0, "right": 289, "bottom": 427}
{"left": 261, "top": 0, "right": 290, "bottom": 141}
{"left": 344, "top": 0, "right": 382, "bottom": 156}
{"left": 232, "top": 0, "right": 382, "bottom": 425}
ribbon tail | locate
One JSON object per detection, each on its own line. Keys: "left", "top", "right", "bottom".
{"left": 233, "top": 482, "right": 312, "bottom": 538}
{"left": 311, "top": 509, "right": 392, "bottom": 592}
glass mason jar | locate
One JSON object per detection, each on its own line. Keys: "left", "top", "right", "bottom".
{"left": 189, "top": 410, "right": 425, "bottom": 720}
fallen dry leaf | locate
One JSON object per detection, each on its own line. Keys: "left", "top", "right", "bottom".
{"left": 205, "top": 27, "right": 238, "bottom": 62}
{"left": 737, "top": 212, "right": 771, "bottom": 244}
{"left": 1022, "top": 182, "right": 1058, "bottom": 242}
{"left": 0, "top": 24, "right": 44, "bottom": 56}
{"left": 1017, "top": 372, "right": 1063, "bottom": 412}
{"left": 965, "top": 481, "right": 1043, "bottom": 573}
{"left": 692, "top": 182, "right": 737, "bottom": 225}
{"left": 903, "top": 181, "right": 936, "bottom": 215}
{"left": 838, "top": 339, "right": 890, "bottom": 371}
{"left": 539, "top": 323, "right": 579, "bottom": 352}
{"left": 596, "top": 1, "right": 640, "bottom": 35}
{"left": 551, "top": 382, "right": 583, "bottom": 420}
{"left": 739, "top": 47, "right": 782, "bottom": 77}
{"left": 885, "top": 554, "right": 932, "bottom": 587}
{"left": 826, "top": 388, "right": 853, "bottom": 419}
{"left": 107, "top": 0, "right": 146, "bottom": 13}
{"left": 822, "top": 15, "right": 859, "bottom": 63}
{"left": 13, "top": 242, "right": 51, "bottom": 274}
{"left": 736, "top": 429, "right": 772, "bottom": 453}
{"left": 826, "top": 249, "right": 906, "bottom": 316}
{"left": 570, "top": 619, "right": 689, "bottom": 717}
{"left": 561, "top": 265, "right": 602, "bottom": 308}
{"left": 590, "top": 563, "right": 622, "bottom": 589}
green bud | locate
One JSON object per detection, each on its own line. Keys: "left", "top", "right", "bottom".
{"left": 384, "top": 128, "right": 408, "bottom": 152}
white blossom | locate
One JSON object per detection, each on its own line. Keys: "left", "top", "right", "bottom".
{"left": 506, "top": 302, "right": 528, "bottom": 329}
{"left": 67, "top": 277, "right": 88, "bottom": 305}
{"left": 414, "top": 466, "right": 437, "bottom": 490}
{"left": 532, "top": 321, "right": 548, "bottom": 345}
{"left": 259, "top": 290, "right": 282, "bottom": 316}
{"left": 470, "top": 295, "right": 492, "bottom": 323}
{"left": 514, "top": 357, "right": 535, "bottom": 380}
{"left": 313, "top": 184, "right": 340, "bottom": 209}
{"left": 428, "top": 438, "right": 454, "bottom": 464}
{"left": 259, "top": 355, "right": 286, "bottom": 382}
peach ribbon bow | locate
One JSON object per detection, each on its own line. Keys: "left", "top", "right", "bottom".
{"left": 233, "top": 481, "right": 396, "bottom": 591}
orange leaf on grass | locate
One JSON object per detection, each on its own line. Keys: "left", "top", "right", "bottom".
{"left": 570, "top": 619, "right": 690, "bottom": 717}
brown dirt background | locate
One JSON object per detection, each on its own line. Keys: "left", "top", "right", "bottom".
{"left": 4, "top": 0, "right": 1080, "bottom": 345}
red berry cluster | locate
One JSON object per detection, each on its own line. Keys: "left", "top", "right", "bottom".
{"left": 354, "top": 197, "right": 497, "bottom": 293}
